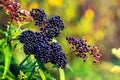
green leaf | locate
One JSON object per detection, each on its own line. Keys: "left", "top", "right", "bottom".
{"left": 0, "top": 30, "right": 7, "bottom": 39}
{"left": 45, "top": 72, "right": 56, "bottom": 80}
{"left": 38, "top": 69, "right": 46, "bottom": 80}
{"left": 59, "top": 68, "right": 65, "bottom": 80}
{"left": 2, "top": 45, "right": 12, "bottom": 78}
{"left": 66, "top": 64, "right": 73, "bottom": 72}
{"left": 0, "top": 29, "right": 5, "bottom": 35}
{"left": 13, "top": 43, "right": 18, "bottom": 50}
{"left": 37, "top": 60, "right": 47, "bottom": 71}
{"left": 0, "top": 65, "right": 16, "bottom": 79}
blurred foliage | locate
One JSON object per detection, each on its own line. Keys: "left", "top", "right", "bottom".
{"left": 0, "top": 0, "right": 120, "bottom": 80}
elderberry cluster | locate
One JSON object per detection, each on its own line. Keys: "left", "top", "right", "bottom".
{"left": 34, "top": 42, "right": 67, "bottom": 68}
{"left": 19, "top": 30, "right": 47, "bottom": 54}
{"left": 19, "top": 8, "right": 67, "bottom": 68}
{"left": 66, "top": 37, "right": 102, "bottom": 63}
{"left": 30, "top": 8, "right": 64, "bottom": 40}
{"left": 30, "top": 8, "right": 46, "bottom": 26}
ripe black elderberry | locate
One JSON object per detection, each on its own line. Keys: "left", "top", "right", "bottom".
{"left": 23, "top": 43, "right": 35, "bottom": 54}
{"left": 50, "top": 42, "right": 67, "bottom": 68}
{"left": 19, "top": 30, "right": 34, "bottom": 44}
{"left": 34, "top": 43, "right": 52, "bottom": 63}
{"left": 40, "top": 16, "right": 64, "bottom": 39}
{"left": 30, "top": 8, "right": 46, "bottom": 26}
{"left": 34, "top": 42, "right": 67, "bottom": 68}
{"left": 19, "top": 30, "right": 48, "bottom": 54}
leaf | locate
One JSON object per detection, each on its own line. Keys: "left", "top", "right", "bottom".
{"left": 0, "top": 65, "right": 16, "bottom": 79}
{"left": 43, "top": 71, "right": 56, "bottom": 80}
{"left": 2, "top": 45, "right": 12, "bottom": 78}
{"left": 37, "top": 60, "right": 47, "bottom": 71}
{"left": 38, "top": 69, "right": 46, "bottom": 80}
{"left": 59, "top": 68, "right": 65, "bottom": 80}
{"left": 0, "top": 39, "right": 5, "bottom": 49}
{"left": 0, "top": 29, "right": 5, "bottom": 35}
{"left": 13, "top": 43, "right": 18, "bottom": 50}
{"left": 0, "top": 30, "right": 7, "bottom": 38}
{"left": 66, "top": 64, "right": 73, "bottom": 72}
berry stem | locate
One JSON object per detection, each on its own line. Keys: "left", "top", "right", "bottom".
{"left": 19, "top": 54, "right": 31, "bottom": 65}
{"left": 28, "top": 61, "right": 36, "bottom": 80}
{"left": 67, "top": 50, "right": 76, "bottom": 56}
{"left": 11, "top": 38, "right": 19, "bottom": 41}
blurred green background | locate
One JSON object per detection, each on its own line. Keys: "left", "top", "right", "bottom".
{"left": 1, "top": 0, "right": 120, "bottom": 80}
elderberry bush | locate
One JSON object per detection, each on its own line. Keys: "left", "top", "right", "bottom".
{"left": 0, "top": 0, "right": 103, "bottom": 80}
{"left": 19, "top": 8, "right": 102, "bottom": 69}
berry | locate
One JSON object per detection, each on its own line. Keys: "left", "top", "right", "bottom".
{"left": 40, "top": 16, "right": 64, "bottom": 39}
{"left": 23, "top": 43, "right": 35, "bottom": 54}
{"left": 30, "top": 8, "right": 46, "bottom": 26}
{"left": 66, "top": 37, "right": 102, "bottom": 63}
{"left": 34, "top": 42, "right": 67, "bottom": 68}
{"left": 50, "top": 42, "right": 67, "bottom": 68}
{"left": 19, "top": 30, "right": 35, "bottom": 44}
{"left": 34, "top": 43, "right": 52, "bottom": 63}
{"left": 19, "top": 8, "right": 67, "bottom": 68}
{"left": 19, "top": 30, "right": 49, "bottom": 54}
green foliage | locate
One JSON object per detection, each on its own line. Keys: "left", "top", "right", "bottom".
{"left": 2, "top": 45, "right": 12, "bottom": 78}
{"left": 0, "top": 28, "right": 13, "bottom": 79}
{"left": 38, "top": 69, "right": 46, "bottom": 80}
{"left": 59, "top": 68, "right": 65, "bottom": 80}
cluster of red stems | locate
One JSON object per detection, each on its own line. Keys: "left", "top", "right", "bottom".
{"left": 0, "top": 0, "right": 102, "bottom": 66}
{"left": 0, "top": 0, "right": 29, "bottom": 21}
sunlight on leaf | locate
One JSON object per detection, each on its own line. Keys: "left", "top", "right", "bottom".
{"left": 66, "top": 64, "right": 73, "bottom": 72}
{"left": 18, "top": 22, "right": 30, "bottom": 27}
{"left": 29, "top": 2, "right": 39, "bottom": 10}
{"left": 48, "top": 0, "right": 63, "bottom": 7}
{"left": 2, "top": 45, "right": 12, "bottom": 78}
{"left": 0, "top": 65, "right": 15, "bottom": 79}
{"left": 111, "top": 66, "right": 120, "bottom": 74}
{"left": 38, "top": 69, "right": 46, "bottom": 80}
{"left": 59, "top": 68, "right": 65, "bottom": 80}
{"left": 85, "top": 9, "right": 94, "bottom": 20}
{"left": 112, "top": 48, "right": 120, "bottom": 59}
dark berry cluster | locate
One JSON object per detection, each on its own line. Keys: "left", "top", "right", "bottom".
{"left": 34, "top": 42, "right": 67, "bottom": 68}
{"left": 30, "top": 8, "right": 64, "bottom": 40}
{"left": 19, "top": 30, "right": 46, "bottom": 54}
{"left": 30, "top": 8, "right": 46, "bottom": 26}
{"left": 66, "top": 37, "right": 102, "bottom": 63}
{"left": 40, "top": 16, "right": 64, "bottom": 39}
{"left": 0, "top": 0, "right": 29, "bottom": 21}
{"left": 19, "top": 8, "right": 67, "bottom": 68}
{"left": 19, "top": 30, "right": 67, "bottom": 68}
